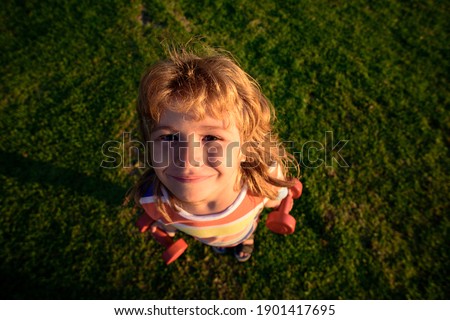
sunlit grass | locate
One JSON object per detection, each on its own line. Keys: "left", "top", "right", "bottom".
{"left": 0, "top": 0, "right": 448, "bottom": 299}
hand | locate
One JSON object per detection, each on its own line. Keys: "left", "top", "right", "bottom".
{"left": 265, "top": 198, "right": 282, "bottom": 208}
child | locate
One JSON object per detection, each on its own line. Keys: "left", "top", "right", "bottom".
{"left": 131, "top": 47, "right": 299, "bottom": 262}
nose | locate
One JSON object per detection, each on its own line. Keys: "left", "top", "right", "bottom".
{"left": 174, "top": 134, "right": 203, "bottom": 168}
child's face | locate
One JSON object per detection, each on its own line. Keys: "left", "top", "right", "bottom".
{"left": 150, "top": 109, "right": 243, "bottom": 212}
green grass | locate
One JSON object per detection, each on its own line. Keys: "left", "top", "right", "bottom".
{"left": 1, "top": 0, "right": 448, "bottom": 299}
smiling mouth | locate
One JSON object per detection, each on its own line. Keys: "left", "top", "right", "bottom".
{"left": 169, "top": 175, "right": 213, "bottom": 183}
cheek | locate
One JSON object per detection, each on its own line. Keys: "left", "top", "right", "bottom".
{"left": 204, "top": 142, "right": 223, "bottom": 167}
{"left": 150, "top": 142, "right": 172, "bottom": 168}
{"left": 205, "top": 141, "right": 242, "bottom": 169}
{"left": 227, "top": 141, "right": 242, "bottom": 168}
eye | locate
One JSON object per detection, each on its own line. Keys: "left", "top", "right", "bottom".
{"left": 203, "top": 135, "right": 220, "bottom": 142}
{"left": 159, "top": 133, "right": 179, "bottom": 142}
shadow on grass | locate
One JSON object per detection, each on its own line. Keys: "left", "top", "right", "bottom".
{"left": 0, "top": 150, "right": 133, "bottom": 299}
{"left": 0, "top": 150, "right": 128, "bottom": 206}
{"left": 0, "top": 266, "right": 98, "bottom": 299}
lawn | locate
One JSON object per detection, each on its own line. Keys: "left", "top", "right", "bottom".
{"left": 0, "top": 0, "right": 448, "bottom": 299}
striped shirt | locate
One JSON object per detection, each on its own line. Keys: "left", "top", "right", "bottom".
{"left": 139, "top": 184, "right": 272, "bottom": 247}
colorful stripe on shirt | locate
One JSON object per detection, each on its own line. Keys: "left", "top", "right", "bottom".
{"left": 139, "top": 184, "right": 267, "bottom": 247}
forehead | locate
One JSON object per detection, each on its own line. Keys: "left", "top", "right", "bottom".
{"left": 156, "top": 109, "right": 238, "bottom": 133}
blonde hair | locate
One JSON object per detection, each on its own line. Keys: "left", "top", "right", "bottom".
{"left": 130, "top": 47, "right": 298, "bottom": 219}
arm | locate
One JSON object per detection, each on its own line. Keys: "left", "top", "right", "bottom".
{"left": 264, "top": 164, "right": 289, "bottom": 208}
{"left": 152, "top": 220, "right": 177, "bottom": 237}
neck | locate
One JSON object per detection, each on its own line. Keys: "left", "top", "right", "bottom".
{"left": 176, "top": 186, "right": 243, "bottom": 215}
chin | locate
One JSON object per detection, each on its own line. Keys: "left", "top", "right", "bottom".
{"left": 170, "top": 189, "right": 207, "bottom": 203}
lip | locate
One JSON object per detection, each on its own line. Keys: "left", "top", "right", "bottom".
{"left": 169, "top": 175, "right": 213, "bottom": 183}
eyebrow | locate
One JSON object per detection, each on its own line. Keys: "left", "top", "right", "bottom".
{"left": 198, "top": 125, "right": 228, "bottom": 131}
{"left": 152, "top": 125, "right": 176, "bottom": 132}
{"left": 152, "top": 125, "right": 228, "bottom": 132}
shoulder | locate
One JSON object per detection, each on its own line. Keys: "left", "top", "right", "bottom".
{"left": 139, "top": 181, "right": 168, "bottom": 221}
